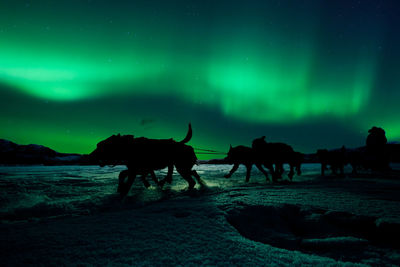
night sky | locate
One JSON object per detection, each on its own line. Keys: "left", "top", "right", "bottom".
{"left": 0, "top": 0, "right": 399, "bottom": 159}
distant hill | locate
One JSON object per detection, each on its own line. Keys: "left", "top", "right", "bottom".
{"left": 0, "top": 139, "right": 91, "bottom": 165}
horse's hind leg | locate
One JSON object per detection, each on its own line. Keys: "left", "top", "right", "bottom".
{"left": 191, "top": 170, "right": 205, "bottom": 186}
{"left": 192, "top": 170, "right": 200, "bottom": 179}
{"left": 176, "top": 168, "right": 196, "bottom": 190}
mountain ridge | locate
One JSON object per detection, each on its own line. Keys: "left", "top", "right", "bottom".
{"left": 0, "top": 139, "right": 88, "bottom": 165}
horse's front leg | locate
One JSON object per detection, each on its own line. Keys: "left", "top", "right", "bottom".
{"left": 264, "top": 162, "right": 278, "bottom": 182}
{"left": 164, "top": 165, "right": 173, "bottom": 184}
{"left": 139, "top": 173, "right": 151, "bottom": 188}
{"left": 245, "top": 164, "right": 253, "bottom": 182}
{"left": 296, "top": 163, "right": 302, "bottom": 176}
{"left": 120, "top": 170, "right": 136, "bottom": 197}
{"left": 275, "top": 162, "right": 284, "bottom": 178}
{"left": 149, "top": 171, "right": 161, "bottom": 187}
{"left": 288, "top": 163, "right": 295, "bottom": 180}
{"left": 224, "top": 164, "right": 239, "bottom": 178}
{"left": 321, "top": 163, "right": 326, "bottom": 176}
{"left": 159, "top": 165, "right": 174, "bottom": 188}
{"left": 255, "top": 163, "right": 269, "bottom": 181}
{"left": 118, "top": 169, "right": 129, "bottom": 193}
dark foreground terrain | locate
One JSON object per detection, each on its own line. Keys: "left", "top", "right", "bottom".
{"left": 1, "top": 164, "right": 400, "bottom": 266}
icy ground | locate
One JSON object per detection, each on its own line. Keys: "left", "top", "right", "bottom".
{"left": 1, "top": 164, "right": 400, "bottom": 266}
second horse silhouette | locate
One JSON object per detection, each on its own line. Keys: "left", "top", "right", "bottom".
{"left": 224, "top": 136, "right": 303, "bottom": 182}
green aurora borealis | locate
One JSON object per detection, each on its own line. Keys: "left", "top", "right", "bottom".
{"left": 1, "top": 0, "right": 399, "bottom": 158}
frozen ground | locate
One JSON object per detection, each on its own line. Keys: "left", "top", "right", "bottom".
{"left": 1, "top": 164, "right": 400, "bottom": 266}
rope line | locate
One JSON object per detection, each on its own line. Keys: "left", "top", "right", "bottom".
{"left": 195, "top": 152, "right": 227, "bottom": 155}
{"left": 193, "top": 147, "right": 226, "bottom": 154}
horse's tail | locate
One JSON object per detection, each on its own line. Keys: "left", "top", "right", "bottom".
{"left": 180, "top": 123, "right": 192, "bottom": 143}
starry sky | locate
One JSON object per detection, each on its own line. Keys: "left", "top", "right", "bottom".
{"left": 0, "top": 0, "right": 399, "bottom": 159}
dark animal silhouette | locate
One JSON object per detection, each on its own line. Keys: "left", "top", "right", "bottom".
{"left": 252, "top": 136, "right": 302, "bottom": 180}
{"left": 317, "top": 146, "right": 346, "bottom": 176}
{"left": 366, "top": 126, "right": 390, "bottom": 170}
{"left": 90, "top": 124, "right": 202, "bottom": 196}
{"left": 366, "top": 127, "right": 387, "bottom": 150}
{"left": 292, "top": 151, "right": 304, "bottom": 176}
{"left": 224, "top": 145, "right": 276, "bottom": 182}
{"left": 348, "top": 127, "right": 392, "bottom": 174}
{"left": 90, "top": 134, "right": 164, "bottom": 191}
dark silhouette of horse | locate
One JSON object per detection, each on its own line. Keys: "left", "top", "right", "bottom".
{"left": 292, "top": 151, "right": 304, "bottom": 176}
{"left": 347, "top": 127, "right": 392, "bottom": 174}
{"left": 252, "top": 136, "right": 302, "bottom": 180}
{"left": 367, "top": 127, "right": 387, "bottom": 150}
{"left": 90, "top": 124, "right": 202, "bottom": 197}
{"left": 317, "top": 146, "right": 347, "bottom": 176}
{"left": 366, "top": 126, "right": 390, "bottom": 171}
{"left": 224, "top": 145, "right": 276, "bottom": 182}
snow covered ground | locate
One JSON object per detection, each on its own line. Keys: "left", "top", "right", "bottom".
{"left": 1, "top": 164, "right": 400, "bottom": 266}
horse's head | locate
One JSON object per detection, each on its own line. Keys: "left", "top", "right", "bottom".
{"left": 90, "top": 134, "right": 134, "bottom": 166}
{"left": 252, "top": 136, "right": 267, "bottom": 150}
